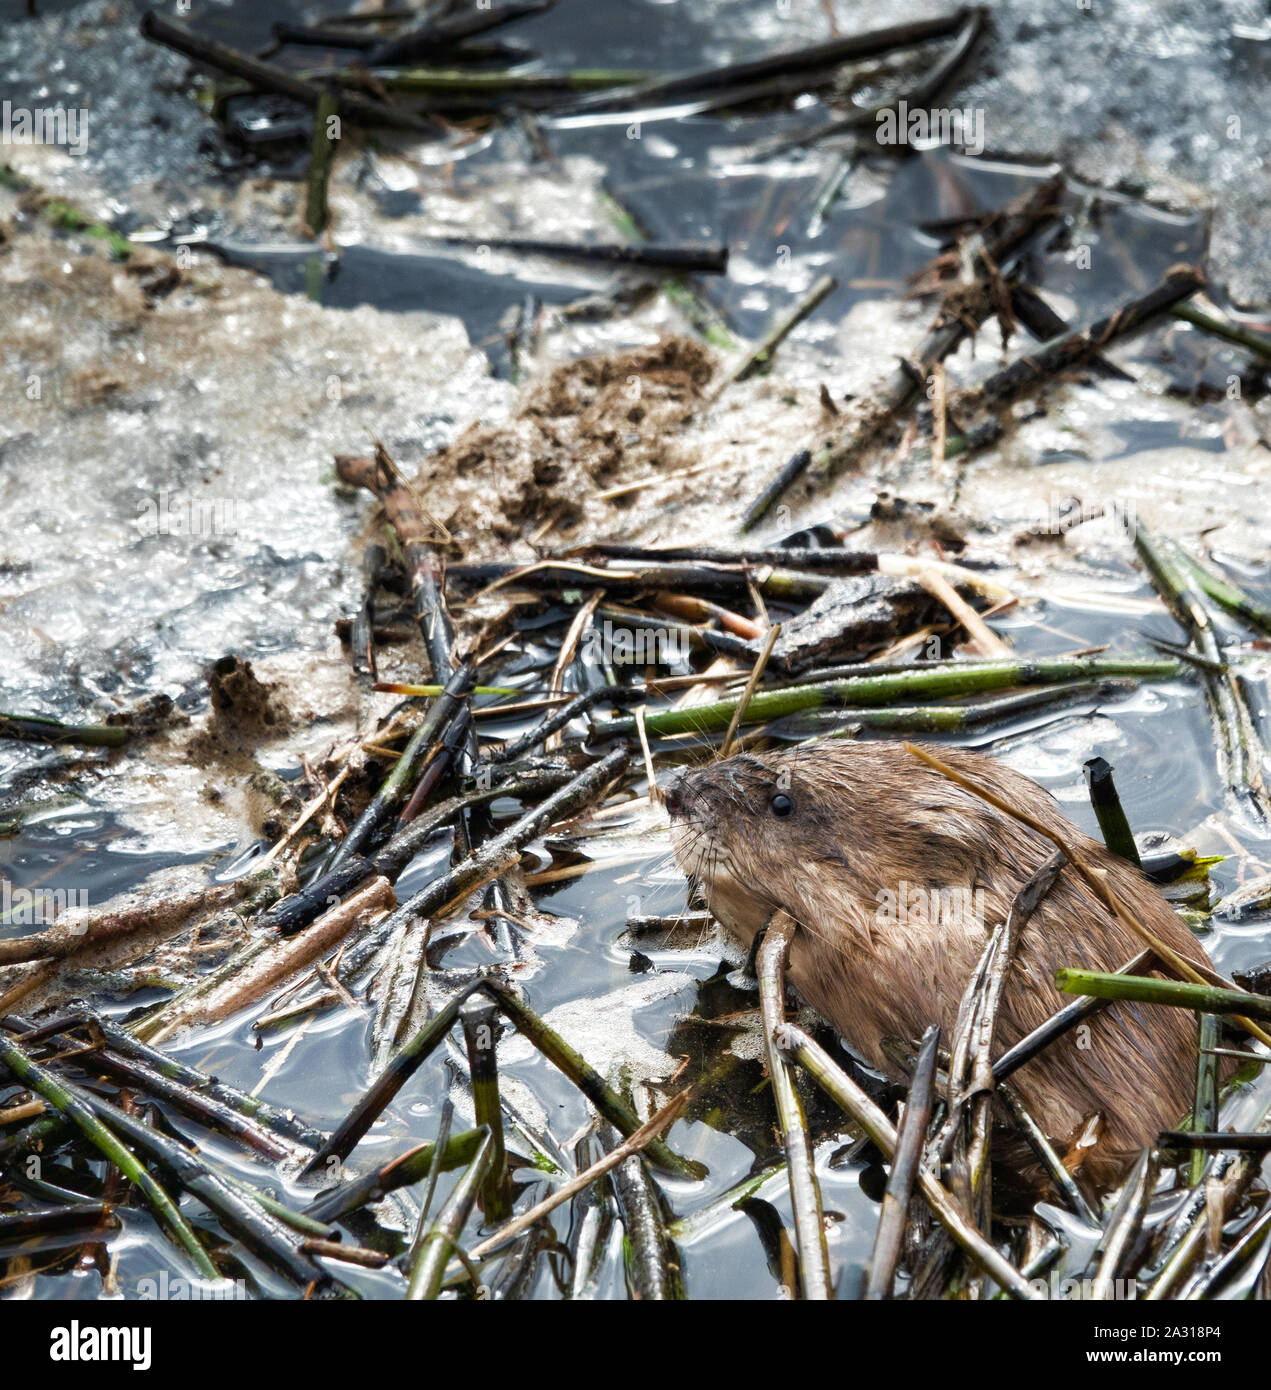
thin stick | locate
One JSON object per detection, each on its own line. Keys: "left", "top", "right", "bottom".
{"left": 466, "top": 1091, "right": 690, "bottom": 1264}
{"left": 138, "top": 11, "right": 440, "bottom": 134}
{"left": 406, "top": 1129, "right": 494, "bottom": 1300}
{"left": 757, "top": 912, "right": 832, "bottom": 1300}
{"left": 916, "top": 568, "right": 1009, "bottom": 657}
{"left": 719, "top": 623, "right": 782, "bottom": 758}
{"left": 0, "top": 1033, "right": 218, "bottom": 1279}
{"left": 776, "top": 1023, "right": 1039, "bottom": 1299}
{"left": 713, "top": 275, "right": 837, "bottom": 397}
{"left": 865, "top": 1023, "right": 939, "bottom": 1299}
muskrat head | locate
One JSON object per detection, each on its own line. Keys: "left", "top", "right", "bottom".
{"left": 665, "top": 745, "right": 867, "bottom": 948}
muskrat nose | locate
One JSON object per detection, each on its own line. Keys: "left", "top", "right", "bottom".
{"left": 663, "top": 775, "right": 688, "bottom": 819}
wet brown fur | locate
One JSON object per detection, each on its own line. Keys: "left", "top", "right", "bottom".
{"left": 668, "top": 740, "right": 1220, "bottom": 1190}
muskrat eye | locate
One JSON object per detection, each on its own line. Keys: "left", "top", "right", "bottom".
{"left": 769, "top": 792, "right": 794, "bottom": 818}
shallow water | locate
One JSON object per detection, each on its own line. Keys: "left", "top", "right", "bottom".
{"left": 3, "top": 0, "right": 1271, "bottom": 1301}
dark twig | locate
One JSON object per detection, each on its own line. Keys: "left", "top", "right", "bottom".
{"left": 757, "top": 911, "right": 831, "bottom": 1299}
{"left": 1083, "top": 757, "right": 1142, "bottom": 867}
{"left": 865, "top": 1023, "right": 939, "bottom": 1299}
{"left": 138, "top": 11, "right": 441, "bottom": 136}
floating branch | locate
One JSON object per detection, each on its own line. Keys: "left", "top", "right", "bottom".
{"left": 559, "top": 9, "right": 974, "bottom": 114}
{"left": 366, "top": 0, "right": 557, "bottom": 66}
{"left": 771, "top": 4, "right": 987, "bottom": 152}
{"left": 0, "top": 1031, "right": 219, "bottom": 1280}
{"left": 138, "top": 12, "right": 441, "bottom": 135}
{"left": 424, "top": 234, "right": 728, "bottom": 273}
{"left": 596, "top": 656, "right": 1180, "bottom": 737}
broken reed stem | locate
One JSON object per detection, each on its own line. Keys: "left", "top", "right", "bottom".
{"left": 459, "top": 993, "right": 509, "bottom": 1222}
{"left": 775, "top": 1023, "right": 1039, "bottom": 1299}
{"left": 1083, "top": 757, "right": 1142, "bottom": 867}
{"left": 342, "top": 744, "right": 629, "bottom": 980}
{"left": 949, "top": 851, "right": 1063, "bottom": 1230}
{"left": 991, "top": 948, "right": 1154, "bottom": 1083}
{"left": 951, "top": 264, "right": 1205, "bottom": 413}
{"left": 136, "top": 875, "right": 396, "bottom": 1044}
{"left": 1055, "top": 969, "right": 1271, "bottom": 1023}
{"left": 607, "top": 1125, "right": 686, "bottom": 1300}
{"left": 303, "top": 1130, "right": 484, "bottom": 1224}
{"left": 1170, "top": 301, "right": 1271, "bottom": 364}
{"left": 714, "top": 274, "right": 837, "bottom": 397}
{"left": 0, "top": 1032, "right": 219, "bottom": 1280}
{"left": 996, "top": 1079, "right": 1099, "bottom": 1227}
{"left": 598, "top": 656, "right": 1180, "bottom": 737}
{"left": 1089, "top": 1147, "right": 1157, "bottom": 1300}
{"left": 865, "top": 1022, "right": 939, "bottom": 1300}
{"left": 916, "top": 568, "right": 1009, "bottom": 657}
{"left": 563, "top": 9, "right": 972, "bottom": 113}
{"left": 0, "top": 712, "right": 129, "bottom": 748}
{"left": 1189, "top": 1013, "right": 1220, "bottom": 1187}
{"left": 757, "top": 911, "right": 832, "bottom": 1300}
{"left": 406, "top": 1128, "right": 493, "bottom": 1300}
{"left": 719, "top": 623, "right": 782, "bottom": 758}
{"left": 480, "top": 978, "right": 701, "bottom": 1179}
{"left": 1174, "top": 545, "right": 1271, "bottom": 637}
{"left": 901, "top": 742, "right": 1271, "bottom": 1050}
{"left": 303, "top": 90, "right": 339, "bottom": 236}
{"left": 464, "top": 1090, "right": 690, "bottom": 1265}
{"left": 327, "top": 660, "right": 474, "bottom": 873}
{"left": 27, "top": 1027, "right": 289, "bottom": 1161}
{"left": 1132, "top": 522, "right": 1269, "bottom": 825}
{"left": 138, "top": 10, "right": 440, "bottom": 134}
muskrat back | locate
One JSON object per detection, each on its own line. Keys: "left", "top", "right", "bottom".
{"left": 667, "top": 739, "right": 1221, "bottom": 1189}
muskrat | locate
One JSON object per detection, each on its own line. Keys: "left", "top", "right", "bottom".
{"left": 667, "top": 739, "right": 1222, "bottom": 1190}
